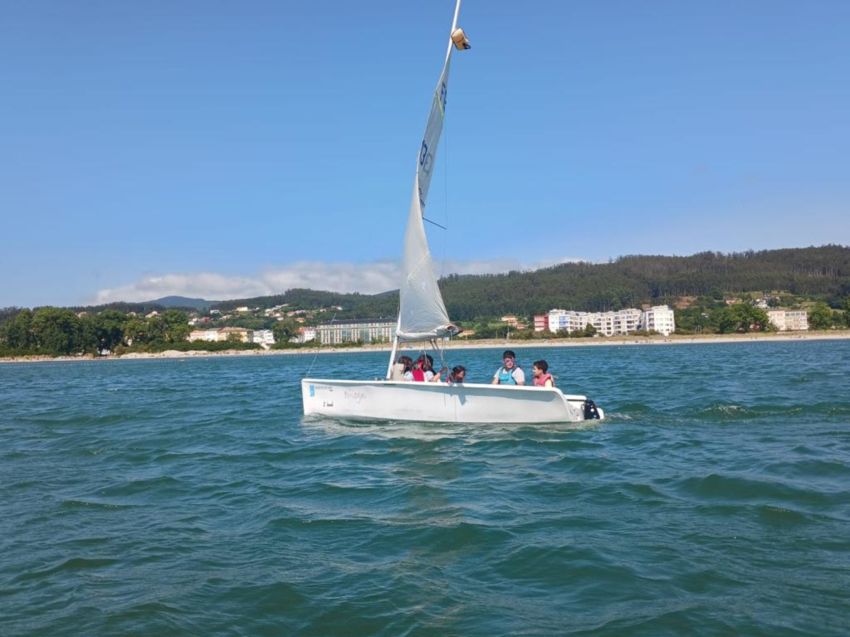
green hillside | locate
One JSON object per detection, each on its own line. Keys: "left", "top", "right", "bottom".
{"left": 208, "top": 245, "right": 850, "bottom": 320}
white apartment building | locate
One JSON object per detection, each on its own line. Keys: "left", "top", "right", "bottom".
{"left": 590, "top": 312, "right": 616, "bottom": 336}
{"left": 188, "top": 327, "right": 254, "bottom": 343}
{"left": 188, "top": 329, "right": 220, "bottom": 342}
{"left": 548, "top": 308, "right": 646, "bottom": 336}
{"left": 767, "top": 309, "right": 809, "bottom": 331}
{"left": 294, "top": 327, "right": 317, "bottom": 343}
{"left": 316, "top": 319, "right": 396, "bottom": 345}
{"left": 640, "top": 305, "right": 676, "bottom": 336}
{"left": 219, "top": 327, "right": 253, "bottom": 342}
{"left": 785, "top": 310, "right": 808, "bottom": 331}
{"left": 252, "top": 329, "right": 275, "bottom": 348}
{"left": 613, "top": 308, "right": 642, "bottom": 334}
{"left": 548, "top": 310, "right": 589, "bottom": 334}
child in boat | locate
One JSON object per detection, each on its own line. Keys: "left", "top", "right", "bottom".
{"left": 531, "top": 360, "right": 554, "bottom": 387}
{"left": 447, "top": 365, "right": 466, "bottom": 384}
{"left": 491, "top": 350, "right": 526, "bottom": 385}
{"left": 391, "top": 355, "right": 414, "bottom": 381}
{"left": 412, "top": 354, "right": 444, "bottom": 382}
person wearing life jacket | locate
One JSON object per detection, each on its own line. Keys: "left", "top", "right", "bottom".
{"left": 491, "top": 350, "right": 525, "bottom": 385}
{"left": 412, "top": 354, "right": 442, "bottom": 382}
{"left": 411, "top": 355, "right": 427, "bottom": 381}
{"left": 531, "top": 359, "right": 554, "bottom": 388}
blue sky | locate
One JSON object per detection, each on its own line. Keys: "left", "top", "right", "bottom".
{"left": 2, "top": 0, "right": 848, "bottom": 308}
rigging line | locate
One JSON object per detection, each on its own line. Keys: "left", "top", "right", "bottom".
{"left": 423, "top": 216, "right": 448, "bottom": 230}
{"left": 305, "top": 311, "right": 337, "bottom": 377}
{"left": 431, "top": 337, "right": 449, "bottom": 374}
{"left": 444, "top": 109, "right": 450, "bottom": 231}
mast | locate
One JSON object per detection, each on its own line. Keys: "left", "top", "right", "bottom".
{"left": 387, "top": 0, "right": 470, "bottom": 377}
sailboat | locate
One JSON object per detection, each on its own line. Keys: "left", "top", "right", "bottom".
{"left": 301, "top": 0, "right": 604, "bottom": 424}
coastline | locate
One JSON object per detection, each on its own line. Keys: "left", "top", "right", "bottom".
{"left": 2, "top": 330, "right": 848, "bottom": 363}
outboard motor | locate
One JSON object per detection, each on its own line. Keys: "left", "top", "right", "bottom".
{"left": 583, "top": 399, "right": 601, "bottom": 420}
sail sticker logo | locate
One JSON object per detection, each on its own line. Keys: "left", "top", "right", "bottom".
{"left": 309, "top": 384, "right": 315, "bottom": 397}
{"left": 439, "top": 82, "right": 447, "bottom": 113}
{"left": 419, "top": 141, "right": 432, "bottom": 174}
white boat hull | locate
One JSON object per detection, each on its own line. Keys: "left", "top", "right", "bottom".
{"left": 301, "top": 379, "right": 602, "bottom": 424}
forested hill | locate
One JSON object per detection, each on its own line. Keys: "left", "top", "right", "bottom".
{"left": 212, "top": 245, "right": 850, "bottom": 319}
{"left": 440, "top": 245, "right": 850, "bottom": 319}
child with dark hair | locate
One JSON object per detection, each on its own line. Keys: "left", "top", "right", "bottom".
{"left": 397, "top": 355, "right": 414, "bottom": 381}
{"left": 492, "top": 350, "right": 526, "bottom": 385}
{"left": 412, "top": 354, "right": 445, "bottom": 382}
{"left": 447, "top": 365, "right": 466, "bottom": 384}
{"left": 532, "top": 360, "right": 554, "bottom": 387}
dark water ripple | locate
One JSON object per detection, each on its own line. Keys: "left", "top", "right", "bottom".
{"left": 1, "top": 341, "right": 850, "bottom": 635}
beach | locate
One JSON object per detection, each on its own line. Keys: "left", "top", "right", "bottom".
{"left": 2, "top": 330, "right": 848, "bottom": 363}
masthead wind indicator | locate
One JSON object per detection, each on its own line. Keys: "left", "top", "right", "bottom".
{"left": 451, "top": 28, "right": 471, "bottom": 50}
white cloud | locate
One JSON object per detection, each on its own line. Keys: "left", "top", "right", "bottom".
{"left": 92, "top": 257, "right": 587, "bottom": 304}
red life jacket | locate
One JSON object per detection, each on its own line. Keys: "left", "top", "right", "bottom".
{"left": 412, "top": 368, "right": 426, "bottom": 382}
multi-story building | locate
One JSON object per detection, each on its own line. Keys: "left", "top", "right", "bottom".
{"left": 548, "top": 308, "right": 648, "bottom": 336}
{"left": 219, "top": 327, "right": 253, "bottom": 343}
{"left": 188, "top": 327, "right": 254, "bottom": 343}
{"left": 767, "top": 310, "right": 786, "bottom": 331}
{"left": 252, "top": 329, "right": 275, "bottom": 348}
{"left": 613, "top": 308, "right": 643, "bottom": 334}
{"left": 588, "top": 312, "right": 615, "bottom": 336}
{"left": 640, "top": 306, "right": 676, "bottom": 336}
{"left": 500, "top": 315, "right": 520, "bottom": 328}
{"left": 533, "top": 315, "right": 549, "bottom": 332}
{"left": 295, "top": 327, "right": 317, "bottom": 343}
{"left": 316, "top": 319, "right": 396, "bottom": 345}
{"left": 548, "top": 310, "right": 589, "bottom": 334}
{"left": 188, "top": 329, "right": 220, "bottom": 342}
{"left": 785, "top": 310, "right": 809, "bottom": 331}
{"left": 767, "top": 309, "right": 809, "bottom": 331}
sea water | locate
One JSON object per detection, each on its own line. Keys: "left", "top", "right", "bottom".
{"left": 1, "top": 340, "right": 849, "bottom": 636}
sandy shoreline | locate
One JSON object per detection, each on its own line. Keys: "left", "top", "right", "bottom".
{"left": 1, "top": 331, "right": 848, "bottom": 364}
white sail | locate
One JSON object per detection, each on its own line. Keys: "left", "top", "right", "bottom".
{"left": 396, "top": 2, "right": 466, "bottom": 342}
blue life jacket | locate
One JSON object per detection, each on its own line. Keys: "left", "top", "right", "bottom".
{"left": 497, "top": 366, "right": 518, "bottom": 385}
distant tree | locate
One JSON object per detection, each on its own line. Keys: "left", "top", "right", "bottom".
{"left": 2, "top": 309, "right": 34, "bottom": 351}
{"left": 715, "top": 303, "right": 772, "bottom": 333}
{"left": 78, "top": 314, "right": 98, "bottom": 353}
{"left": 753, "top": 306, "right": 775, "bottom": 332}
{"left": 716, "top": 307, "right": 737, "bottom": 334}
{"left": 808, "top": 303, "right": 833, "bottom": 330}
{"left": 30, "top": 307, "right": 88, "bottom": 355}
{"left": 92, "top": 310, "right": 127, "bottom": 352}
{"left": 673, "top": 306, "right": 716, "bottom": 334}
{"left": 145, "top": 316, "right": 168, "bottom": 343}
{"left": 272, "top": 319, "right": 301, "bottom": 343}
{"left": 844, "top": 297, "right": 850, "bottom": 328}
{"left": 123, "top": 317, "right": 150, "bottom": 346}
{"left": 160, "top": 310, "right": 190, "bottom": 343}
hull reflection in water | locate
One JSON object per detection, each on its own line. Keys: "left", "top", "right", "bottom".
{"left": 302, "top": 379, "right": 603, "bottom": 424}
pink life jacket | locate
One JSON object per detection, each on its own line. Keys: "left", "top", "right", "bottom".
{"left": 533, "top": 373, "right": 554, "bottom": 387}
{"left": 412, "top": 368, "right": 426, "bottom": 382}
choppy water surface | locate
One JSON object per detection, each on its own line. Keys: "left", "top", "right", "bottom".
{"left": 1, "top": 340, "right": 849, "bottom": 636}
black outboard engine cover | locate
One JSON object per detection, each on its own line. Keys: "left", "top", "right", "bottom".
{"left": 583, "top": 399, "right": 600, "bottom": 420}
